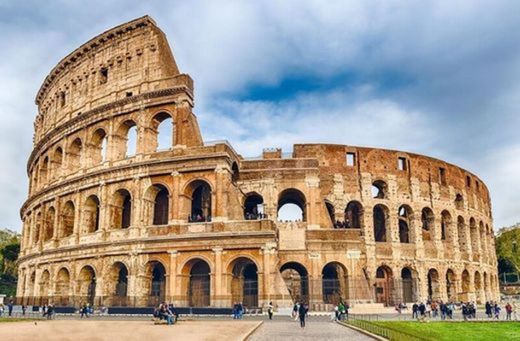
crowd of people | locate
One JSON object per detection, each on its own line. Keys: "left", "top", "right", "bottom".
{"left": 332, "top": 300, "right": 350, "bottom": 321}
{"left": 153, "top": 302, "right": 178, "bottom": 325}
{"left": 232, "top": 302, "right": 245, "bottom": 319}
{"left": 395, "top": 300, "right": 519, "bottom": 321}
{"left": 333, "top": 219, "right": 356, "bottom": 229}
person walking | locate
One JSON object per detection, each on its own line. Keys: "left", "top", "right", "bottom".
{"left": 293, "top": 302, "right": 299, "bottom": 321}
{"left": 494, "top": 303, "right": 501, "bottom": 320}
{"left": 298, "top": 301, "right": 308, "bottom": 328}
{"left": 7, "top": 300, "right": 13, "bottom": 317}
{"left": 412, "top": 303, "right": 419, "bottom": 319}
{"left": 267, "top": 301, "right": 274, "bottom": 320}
{"left": 485, "top": 301, "right": 492, "bottom": 318}
{"left": 506, "top": 303, "right": 513, "bottom": 320}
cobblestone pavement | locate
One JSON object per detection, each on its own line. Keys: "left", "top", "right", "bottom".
{"left": 247, "top": 317, "right": 374, "bottom": 340}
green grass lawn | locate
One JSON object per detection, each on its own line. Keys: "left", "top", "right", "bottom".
{"left": 369, "top": 321, "right": 520, "bottom": 341}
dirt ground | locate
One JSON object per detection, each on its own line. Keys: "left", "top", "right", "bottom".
{"left": 0, "top": 320, "right": 262, "bottom": 341}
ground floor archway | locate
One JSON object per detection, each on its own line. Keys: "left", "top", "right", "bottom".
{"left": 229, "top": 257, "right": 258, "bottom": 308}
{"left": 322, "top": 262, "right": 348, "bottom": 304}
{"left": 280, "top": 262, "right": 309, "bottom": 303}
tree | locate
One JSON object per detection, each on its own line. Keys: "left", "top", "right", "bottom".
{"left": 496, "top": 224, "right": 520, "bottom": 274}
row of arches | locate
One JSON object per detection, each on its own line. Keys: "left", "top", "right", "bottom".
{"left": 31, "top": 112, "right": 175, "bottom": 191}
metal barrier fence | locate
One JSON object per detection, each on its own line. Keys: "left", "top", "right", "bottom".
{"left": 342, "top": 315, "right": 428, "bottom": 341}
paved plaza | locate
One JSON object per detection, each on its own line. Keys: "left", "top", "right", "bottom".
{"left": 0, "top": 320, "right": 262, "bottom": 341}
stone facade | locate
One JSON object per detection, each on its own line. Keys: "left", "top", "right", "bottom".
{"left": 17, "top": 16, "right": 499, "bottom": 309}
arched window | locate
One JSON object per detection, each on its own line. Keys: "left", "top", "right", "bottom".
{"left": 44, "top": 207, "right": 55, "bottom": 241}
{"left": 441, "top": 210, "right": 451, "bottom": 241}
{"left": 187, "top": 180, "right": 212, "bottom": 222}
{"left": 153, "top": 112, "right": 173, "bottom": 151}
{"left": 52, "top": 147, "right": 63, "bottom": 179}
{"left": 78, "top": 266, "right": 96, "bottom": 305}
{"left": 68, "top": 138, "right": 82, "bottom": 170}
{"left": 421, "top": 207, "right": 434, "bottom": 240}
{"left": 371, "top": 180, "right": 388, "bottom": 199}
{"left": 115, "top": 120, "right": 138, "bottom": 159}
{"left": 398, "top": 205, "right": 412, "bottom": 243}
{"left": 243, "top": 192, "right": 264, "bottom": 220}
{"left": 40, "top": 157, "right": 49, "bottom": 184}
{"left": 345, "top": 201, "right": 363, "bottom": 228}
{"left": 324, "top": 200, "right": 335, "bottom": 228}
{"left": 231, "top": 162, "right": 239, "bottom": 182}
{"left": 469, "top": 217, "right": 479, "bottom": 254}
{"left": 455, "top": 194, "right": 464, "bottom": 210}
{"left": 91, "top": 128, "right": 108, "bottom": 164}
{"left": 84, "top": 195, "right": 100, "bottom": 233}
{"left": 113, "top": 189, "right": 132, "bottom": 229}
{"left": 373, "top": 204, "right": 388, "bottom": 242}
{"left": 33, "top": 212, "right": 42, "bottom": 245}
{"left": 277, "top": 188, "right": 306, "bottom": 222}
{"left": 61, "top": 201, "right": 75, "bottom": 237}
{"left": 152, "top": 185, "right": 169, "bottom": 225}
{"left": 457, "top": 216, "right": 468, "bottom": 258}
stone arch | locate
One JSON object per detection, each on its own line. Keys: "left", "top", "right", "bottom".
{"left": 461, "top": 269, "right": 471, "bottom": 301}
{"left": 68, "top": 137, "right": 82, "bottom": 171}
{"left": 446, "top": 268, "right": 457, "bottom": 301}
{"left": 111, "top": 188, "right": 132, "bottom": 229}
{"left": 77, "top": 265, "right": 96, "bottom": 305}
{"left": 322, "top": 262, "right": 349, "bottom": 304}
{"left": 375, "top": 265, "right": 394, "bottom": 306}
{"left": 371, "top": 180, "right": 388, "bottom": 199}
{"left": 40, "top": 156, "right": 49, "bottom": 185}
{"left": 90, "top": 128, "right": 108, "bottom": 165}
{"left": 401, "top": 267, "right": 416, "bottom": 303}
{"left": 421, "top": 207, "right": 435, "bottom": 241}
{"left": 51, "top": 147, "right": 63, "bottom": 179}
{"left": 55, "top": 267, "right": 71, "bottom": 305}
{"left": 345, "top": 201, "right": 363, "bottom": 228}
{"left": 145, "top": 184, "right": 170, "bottom": 226}
{"left": 181, "top": 258, "right": 211, "bottom": 307}
{"left": 398, "top": 205, "right": 413, "bottom": 243}
{"left": 440, "top": 210, "right": 452, "bottom": 241}
{"left": 152, "top": 111, "right": 174, "bottom": 151}
{"left": 280, "top": 262, "right": 309, "bottom": 303}
{"left": 243, "top": 192, "right": 264, "bottom": 220}
{"left": 106, "top": 261, "right": 129, "bottom": 306}
{"left": 146, "top": 261, "right": 166, "bottom": 306}
{"left": 457, "top": 216, "right": 468, "bottom": 258}
{"left": 60, "top": 200, "right": 75, "bottom": 237}
{"left": 83, "top": 195, "right": 100, "bottom": 233}
{"left": 115, "top": 119, "right": 138, "bottom": 159}
{"left": 44, "top": 207, "right": 55, "bottom": 241}
{"left": 228, "top": 257, "right": 258, "bottom": 308}
{"left": 455, "top": 193, "right": 464, "bottom": 210}
{"left": 277, "top": 188, "right": 306, "bottom": 222}
{"left": 324, "top": 199, "right": 335, "bottom": 227}
{"left": 373, "top": 204, "right": 389, "bottom": 242}
{"left": 33, "top": 211, "right": 42, "bottom": 245}
{"left": 474, "top": 271, "right": 483, "bottom": 304}
{"left": 185, "top": 180, "right": 212, "bottom": 222}
{"left": 231, "top": 162, "right": 239, "bottom": 183}
{"left": 39, "top": 269, "right": 51, "bottom": 303}
{"left": 427, "top": 268, "right": 441, "bottom": 301}
{"left": 469, "top": 218, "right": 479, "bottom": 257}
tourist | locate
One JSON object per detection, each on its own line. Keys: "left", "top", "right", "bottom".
{"left": 7, "top": 300, "right": 13, "bottom": 317}
{"left": 0, "top": 303, "right": 4, "bottom": 317}
{"left": 233, "top": 302, "right": 239, "bottom": 319}
{"left": 298, "top": 301, "right": 308, "bottom": 328}
{"left": 267, "top": 301, "right": 274, "bottom": 320}
{"left": 506, "top": 302, "right": 513, "bottom": 320}
{"left": 425, "top": 302, "right": 432, "bottom": 318}
{"left": 412, "top": 303, "right": 419, "bottom": 319}
{"left": 431, "top": 301, "right": 438, "bottom": 318}
{"left": 447, "top": 302, "right": 454, "bottom": 319}
{"left": 440, "top": 302, "right": 447, "bottom": 320}
{"left": 494, "top": 303, "right": 501, "bottom": 319}
{"left": 238, "top": 302, "right": 244, "bottom": 319}
{"left": 338, "top": 301, "right": 345, "bottom": 321}
{"left": 292, "top": 302, "right": 299, "bottom": 321}
{"left": 418, "top": 302, "right": 426, "bottom": 317}
{"left": 21, "top": 304, "right": 26, "bottom": 316}
{"left": 159, "top": 302, "right": 174, "bottom": 325}
{"left": 333, "top": 304, "right": 339, "bottom": 321}
{"left": 485, "top": 301, "right": 492, "bottom": 318}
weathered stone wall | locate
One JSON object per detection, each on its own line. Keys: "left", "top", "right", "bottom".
{"left": 17, "top": 16, "right": 499, "bottom": 310}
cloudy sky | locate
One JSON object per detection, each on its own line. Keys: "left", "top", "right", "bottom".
{"left": 1, "top": 1, "right": 519, "bottom": 231}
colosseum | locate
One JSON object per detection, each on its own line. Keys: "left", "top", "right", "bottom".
{"left": 17, "top": 16, "right": 499, "bottom": 311}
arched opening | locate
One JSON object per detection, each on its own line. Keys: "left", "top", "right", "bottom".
{"left": 398, "top": 205, "right": 413, "bottom": 243}
{"left": 231, "top": 162, "right": 239, "bottom": 183}
{"left": 461, "top": 270, "right": 470, "bottom": 301}
{"left": 371, "top": 180, "right": 388, "bottom": 199}
{"left": 243, "top": 192, "right": 264, "bottom": 220}
{"left": 68, "top": 138, "right": 82, "bottom": 171}
{"left": 469, "top": 218, "right": 479, "bottom": 256}
{"left": 78, "top": 266, "right": 96, "bottom": 305}
{"left": 373, "top": 204, "right": 388, "bottom": 242}
{"left": 91, "top": 128, "right": 108, "bottom": 165}
{"left": 148, "top": 262, "right": 166, "bottom": 306}
{"left": 441, "top": 210, "right": 451, "bottom": 241}
{"left": 401, "top": 268, "right": 415, "bottom": 303}
{"left": 229, "top": 258, "right": 258, "bottom": 308}
{"left": 153, "top": 112, "right": 173, "bottom": 151}
{"left": 474, "top": 271, "right": 483, "bottom": 304}
{"left": 427, "top": 269, "right": 440, "bottom": 301}
{"left": 345, "top": 201, "right": 363, "bottom": 228}
{"left": 40, "top": 157, "right": 49, "bottom": 184}
{"left": 446, "top": 269, "right": 456, "bottom": 301}
{"left": 455, "top": 194, "right": 464, "bottom": 210}
{"left": 457, "top": 216, "right": 468, "bottom": 258}
{"left": 187, "top": 181, "right": 212, "bottom": 222}
{"left": 108, "top": 262, "right": 129, "bottom": 306}
{"left": 322, "top": 262, "right": 348, "bottom": 304}
{"left": 33, "top": 212, "right": 41, "bottom": 245}
{"left": 189, "top": 260, "right": 211, "bottom": 307}
{"left": 112, "top": 189, "right": 132, "bottom": 229}
{"left": 277, "top": 188, "right": 306, "bottom": 222}
{"left": 51, "top": 147, "right": 63, "bottom": 179}
{"left": 44, "top": 207, "right": 55, "bottom": 241}
{"left": 39, "top": 270, "right": 50, "bottom": 304}
{"left": 117, "top": 120, "right": 138, "bottom": 158}
{"left": 375, "top": 266, "right": 394, "bottom": 306}
{"left": 55, "top": 268, "right": 70, "bottom": 306}
{"left": 152, "top": 185, "right": 169, "bottom": 225}
{"left": 421, "top": 207, "right": 434, "bottom": 241}
{"left": 61, "top": 201, "right": 75, "bottom": 237}
{"left": 324, "top": 200, "right": 335, "bottom": 228}
{"left": 280, "top": 262, "right": 309, "bottom": 303}
{"left": 83, "top": 195, "right": 100, "bottom": 233}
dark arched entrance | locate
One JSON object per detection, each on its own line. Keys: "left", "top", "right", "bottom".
{"left": 322, "top": 262, "right": 348, "bottom": 304}
{"left": 280, "top": 262, "right": 309, "bottom": 303}
{"left": 230, "top": 258, "right": 258, "bottom": 308}
{"left": 189, "top": 260, "right": 211, "bottom": 307}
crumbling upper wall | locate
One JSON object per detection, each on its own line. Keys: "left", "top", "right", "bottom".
{"left": 33, "top": 16, "right": 185, "bottom": 144}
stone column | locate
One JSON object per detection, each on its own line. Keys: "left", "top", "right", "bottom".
{"left": 308, "top": 252, "right": 322, "bottom": 309}
{"left": 171, "top": 171, "right": 182, "bottom": 223}
{"left": 168, "top": 250, "right": 179, "bottom": 304}
{"left": 213, "top": 247, "right": 224, "bottom": 307}
{"left": 305, "top": 175, "right": 320, "bottom": 229}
